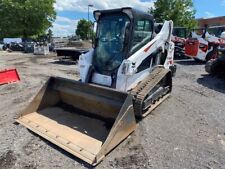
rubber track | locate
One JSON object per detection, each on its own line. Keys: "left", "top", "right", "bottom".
{"left": 131, "top": 67, "right": 171, "bottom": 117}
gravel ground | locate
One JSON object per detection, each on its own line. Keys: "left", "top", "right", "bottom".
{"left": 0, "top": 51, "right": 225, "bottom": 169}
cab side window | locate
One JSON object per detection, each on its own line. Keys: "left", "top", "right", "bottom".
{"left": 130, "top": 19, "right": 153, "bottom": 54}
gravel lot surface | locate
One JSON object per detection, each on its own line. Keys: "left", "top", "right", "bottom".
{"left": 0, "top": 51, "right": 225, "bottom": 169}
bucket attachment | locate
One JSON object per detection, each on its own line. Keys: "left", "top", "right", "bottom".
{"left": 0, "top": 68, "right": 20, "bottom": 85}
{"left": 16, "top": 77, "right": 136, "bottom": 165}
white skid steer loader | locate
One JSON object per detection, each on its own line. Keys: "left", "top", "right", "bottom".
{"left": 17, "top": 7, "right": 176, "bottom": 166}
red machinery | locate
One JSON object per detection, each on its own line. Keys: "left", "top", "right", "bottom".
{"left": 172, "top": 27, "right": 187, "bottom": 59}
{"left": 0, "top": 68, "right": 20, "bottom": 85}
{"left": 185, "top": 28, "right": 225, "bottom": 62}
{"left": 205, "top": 33, "right": 225, "bottom": 75}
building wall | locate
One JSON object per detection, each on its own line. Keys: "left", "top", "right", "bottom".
{"left": 197, "top": 16, "right": 225, "bottom": 27}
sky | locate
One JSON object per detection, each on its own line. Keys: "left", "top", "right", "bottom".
{"left": 52, "top": 0, "right": 225, "bottom": 37}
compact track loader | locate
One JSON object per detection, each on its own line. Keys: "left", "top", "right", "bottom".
{"left": 17, "top": 7, "right": 175, "bottom": 165}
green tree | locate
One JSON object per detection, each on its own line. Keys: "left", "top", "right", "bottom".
{"left": 76, "top": 19, "right": 93, "bottom": 40}
{"left": 150, "top": 0, "right": 197, "bottom": 29}
{"left": 0, "top": 0, "right": 56, "bottom": 39}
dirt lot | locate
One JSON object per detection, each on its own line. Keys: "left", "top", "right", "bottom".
{"left": 0, "top": 51, "right": 225, "bottom": 169}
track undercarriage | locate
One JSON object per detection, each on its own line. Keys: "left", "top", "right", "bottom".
{"left": 131, "top": 67, "right": 172, "bottom": 117}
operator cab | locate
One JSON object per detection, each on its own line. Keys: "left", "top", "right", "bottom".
{"left": 93, "top": 7, "right": 154, "bottom": 76}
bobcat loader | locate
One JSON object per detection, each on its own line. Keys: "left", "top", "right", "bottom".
{"left": 16, "top": 7, "right": 175, "bottom": 166}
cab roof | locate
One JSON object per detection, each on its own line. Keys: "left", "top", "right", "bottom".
{"left": 93, "top": 7, "right": 154, "bottom": 22}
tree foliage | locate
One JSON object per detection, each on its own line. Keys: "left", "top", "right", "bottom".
{"left": 75, "top": 19, "right": 93, "bottom": 40}
{"left": 150, "top": 0, "right": 197, "bottom": 29}
{"left": 0, "top": 0, "right": 56, "bottom": 39}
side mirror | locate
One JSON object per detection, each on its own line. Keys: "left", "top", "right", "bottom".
{"left": 93, "top": 22, "right": 97, "bottom": 34}
{"left": 92, "top": 21, "right": 97, "bottom": 48}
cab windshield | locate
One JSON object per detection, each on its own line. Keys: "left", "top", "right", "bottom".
{"left": 93, "top": 14, "right": 130, "bottom": 73}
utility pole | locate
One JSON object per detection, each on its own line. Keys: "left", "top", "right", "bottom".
{"left": 88, "top": 4, "right": 94, "bottom": 39}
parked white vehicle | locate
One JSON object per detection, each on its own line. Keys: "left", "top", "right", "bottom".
{"left": 34, "top": 43, "right": 49, "bottom": 55}
{"left": 3, "top": 38, "right": 22, "bottom": 44}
